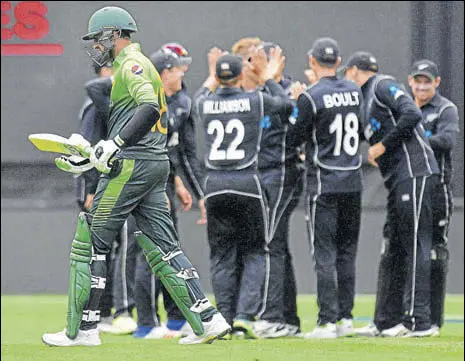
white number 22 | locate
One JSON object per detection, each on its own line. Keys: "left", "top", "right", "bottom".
{"left": 207, "top": 118, "right": 245, "bottom": 160}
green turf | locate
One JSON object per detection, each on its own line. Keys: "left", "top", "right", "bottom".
{"left": 1, "top": 294, "right": 463, "bottom": 361}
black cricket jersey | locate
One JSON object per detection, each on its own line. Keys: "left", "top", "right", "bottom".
{"left": 289, "top": 76, "right": 363, "bottom": 194}
{"left": 258, "top": 78, "right": 301, "bottom": 170}
{"left": 166, "top": 90, "right": 205, "bottom": 199}
{"left": 198, "top": 80, "right": 293, "bottom": 172}
{"left": 419, "top": 92, "right": 459, "bottom": 185}
{"left": 361, "top": 74, "right": 439, "bottom": 190}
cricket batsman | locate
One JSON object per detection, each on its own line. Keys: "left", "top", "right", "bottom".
{"left": 42, "top": 5, "right": 230, "bottom": 346}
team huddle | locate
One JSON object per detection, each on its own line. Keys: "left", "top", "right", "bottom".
{"left": 41, "top": 6, "right": 459, "bottom": 346}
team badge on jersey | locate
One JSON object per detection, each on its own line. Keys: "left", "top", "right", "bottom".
{"left": 131, "top": 64, "right": 143, "bottom": 75}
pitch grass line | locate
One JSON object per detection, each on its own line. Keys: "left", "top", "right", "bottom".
{"left": 1, "top": 294, "right": 463, "bottom": 361}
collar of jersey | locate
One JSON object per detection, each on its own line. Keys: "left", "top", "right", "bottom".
{"left": 216, "top": 87, "right": 243, "bottom": 95}
{"left": 113, "top": 43, "right": 142, "bottom": 67}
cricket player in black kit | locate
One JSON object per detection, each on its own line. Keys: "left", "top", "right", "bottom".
{"left": 344, "top": 51, "right": 439, "bottom": 338}
{"left": 254, "top": 43, "right": 304, "bottom": 338}
{"left": 288, "top": 38, "right": 363, "bottom": 339}
{"left": 408, "top": 59, "right": 460, "bottom": 336}
{"left": 195, "top": 52, "right": 293, "bottom": 339}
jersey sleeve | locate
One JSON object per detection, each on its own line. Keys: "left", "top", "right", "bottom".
{"left": 375, "top": 79, "right": 422, "bottom": 151}
{"left": 287, "top": 91, "right": 315, "bottom": 147}
{"left": 428, "top": 104, "right": 460, "bottom": 151}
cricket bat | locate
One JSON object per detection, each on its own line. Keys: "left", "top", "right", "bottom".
{"left": 28, "top": 133, "right": 91, "bottom": 158}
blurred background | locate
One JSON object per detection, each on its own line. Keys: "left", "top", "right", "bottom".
{"left": 1, "top": 1, "right": 463, "bottom": 295}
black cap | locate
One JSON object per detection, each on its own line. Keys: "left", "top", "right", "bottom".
{"left": 149, "top": 49, "right": 192, "bottom": 73}
{"left": 216, "top": 54, "right": 243, "bottom": 80}
{"left": 410, "top": 59, "right": 439, "bottom": 80}
{"left": 308, "top": 37, "right": 340, "bottom": 66}
{"left": 343, "top": 51, "right": 379, "bottom": 73}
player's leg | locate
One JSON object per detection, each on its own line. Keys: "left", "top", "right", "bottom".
{"left": 43, "top": 160, "right": 137, "bottom": 346}
{"left": 398, "top": 176, "right": 433, "bottom": 335}
{"left": 430, "top": 176, "right": 451, "bottom": 333}
{"left": 233, "top": 194, "right": 267, "bottom": 339}
{"left": 335, "top": 192, "right": 361, "bottom": 337}
{"left": 255, "top": 169, "right": 288, "bottom": 337}
{"left": 283, "top": 168, "right": 304, "bottom": 334}
{"left": 162, "top": 181, "right": 189, "bottom": 336}
{"left": 205, "top": 193, "right": 240, "bottom": 327}
{"left": 133, "top": 160, "right": 230, "bottom": 343}
{"left": 111, "top": 217, "right": 137, "bottom": 334}
{"left": 304, "top": 193, "right": 338, "bottom": 339}
{"left": 133, "top": 247, "right": 167, "bottom": 338}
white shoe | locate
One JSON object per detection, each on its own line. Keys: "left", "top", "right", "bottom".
{"left": 96, "top": 316, "right": 126, "bottom": 334}
{"left": 336, "top": 318, "right": 355, "bottom": 337}
{"left": 303, "top": 323, "right": 338, "bottom": 339}
{"left": 354, "top": 323, "right": 380, "bottom": 337}
{"left": 42, "top": 328, "right": 101, "bottom": 347}
{"left": 112, "top": 315, "right": 137, "bottom": 334}
{"left": 144, "top": 325, "right": 170, "bottom": 339}
{"left": 253, "top": 320, "right": 290, "bottom": 338}
{"left": 166, "top": 320, "right": 195, "bottom": 339}
{"left": 285, "top": 324, "right": 301, "bottom": 337}
{"left": 431, "top": 324, "right": 440, "bottom": 337}
{"left": 178, "top": 313, "right": 231, "bottom": 345}
{"left": 403, "top": 328, "right": 434, "bottom": 338}
{"left": 381, "top": 323, "right": 409, "bottom": 337}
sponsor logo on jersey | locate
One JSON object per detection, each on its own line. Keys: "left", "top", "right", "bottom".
{"left": 425, "top": 113, "right": 438, "bottom": 123}
{"left": 131, "top": 63, "right": 143, "bottom": 75}
{"left": 388, "top": 85, "right": 405, "bottom": 100}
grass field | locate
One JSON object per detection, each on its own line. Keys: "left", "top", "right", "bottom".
{"left": 1, "top": 294, "right": 463, "bottom": 361}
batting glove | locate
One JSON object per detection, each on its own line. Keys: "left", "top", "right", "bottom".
{"left": 90, "top": 139, "right": 121, "bottom": 174}
{"left": 55, "top": 155, "right": 94, "bottom": 174}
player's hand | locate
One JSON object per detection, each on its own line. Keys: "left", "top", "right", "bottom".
{"left": 55, "top": 155, "right": 94, "bottom": 174}
{"left": 174, "top": 175, "right": 193, "bottom": 211}
{"left": 304, "top": 69, "right": 318, "bottom": 85}
{"left": 267, "top": 46, "right": 285, "bottom": 82}
{"left": 90, "top": 139, "right": 120, "bottom": 174}
{"left": 290, "top": 81, "right": 307, "bottom": 100}
{"left": 197, "top": 199, "right": 207, "bottom": 225}
{"left": 368, "top": 142, "right": 386, "bottom": 167}
{"left": 84, "top": 193, "right": 95, "bottom": 211}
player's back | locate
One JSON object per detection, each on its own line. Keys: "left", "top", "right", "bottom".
{"left": 304, "top": 76, "right": 363, "bottom": 194}
{"left": 200, "top": 87, "right": 263, "bottom": 172}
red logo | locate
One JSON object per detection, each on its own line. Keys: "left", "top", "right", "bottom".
{"left": 1, "top": 1, "right": 63, "bottom": 56}
{"left": 131, "top": 63, "right": 143, "bottom": 75}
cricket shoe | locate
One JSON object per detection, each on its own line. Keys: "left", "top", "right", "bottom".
{"left": 431, "top": 324, "right": 441, "bottom": 337}
{"left": 42, "top": 328, "right": 101, "bottom": 347}
{"left": 165, "top": 320, "right": 194, "bottom": 339}
{"left": 302, "top": 323, "right": 338, "bottom": 339}
{"left": 97, "top": 316, "right": 126, "bottom": 334}
{"left": 380, "top": 323, "right": 409, "bottom": 337}
{"left": 112, "top": 314, "right": 137, "bottom": 334}
{"left": 178, "top": 313, "right": 231, "bottom": 345}
{"left": 336, "top": 318, "right": 356, "bottom": 337}
{"left": 403, "top": 328, "right": 434, "bottom": 338}
{"left": 285, "top": 324, "right": 302, "bottom": 337}
{"left": 232, "top": 318, "right": 260, "bottom": 339}
{"left": 354, "top": 323, "right": 380, "bottom": 337}
{"left": 253, "top": 320, "right": 290, "bottom": 338}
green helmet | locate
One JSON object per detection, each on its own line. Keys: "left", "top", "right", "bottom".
{"left": 82, "top": 6, "right": 138, "bottom": 40}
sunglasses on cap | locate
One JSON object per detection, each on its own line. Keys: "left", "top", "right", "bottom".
{"left": 162, "top": 43, "right": 189, "bottom": 57}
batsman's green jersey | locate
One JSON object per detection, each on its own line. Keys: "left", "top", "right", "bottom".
{"left": 109, "top": 43, "right": 168, "bottom": 160}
